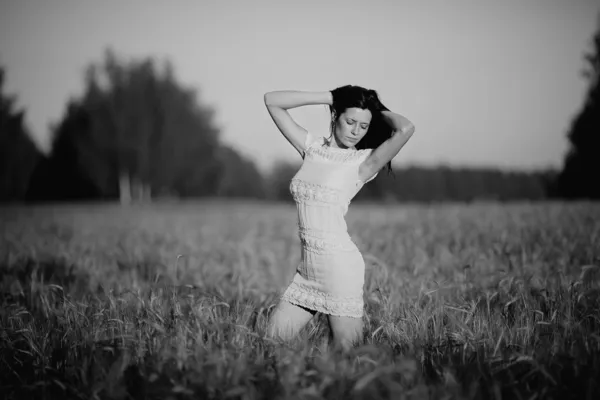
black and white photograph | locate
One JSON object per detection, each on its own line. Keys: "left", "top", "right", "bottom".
{"left": 1, "top": 0, "right": 599, "bottom": 398}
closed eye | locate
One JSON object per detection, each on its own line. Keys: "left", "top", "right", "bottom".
{"left": 347, "top": 119, "right": 369, "bottom": 129}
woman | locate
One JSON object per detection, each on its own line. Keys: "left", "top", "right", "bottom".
{"left": 263, "top": 85, "right": 415, "bottom": 350}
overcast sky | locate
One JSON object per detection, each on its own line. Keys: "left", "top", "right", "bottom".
{"left": 1, "top": 0, "right": 598, "bottom": 171}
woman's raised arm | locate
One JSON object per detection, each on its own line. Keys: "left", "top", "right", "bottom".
{"left": 359, "top": 110, "right": 416, "bottom": 182}
{"left": 264, "top": 90, "right": 332, "bottom": 155}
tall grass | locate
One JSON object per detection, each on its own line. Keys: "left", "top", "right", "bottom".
{"left": 1, "top": 200, "right": 599, "bottom": 399}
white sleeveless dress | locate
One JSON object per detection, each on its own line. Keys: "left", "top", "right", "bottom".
{"left": 280, "top": 131, "right": 378, "bottom": 318}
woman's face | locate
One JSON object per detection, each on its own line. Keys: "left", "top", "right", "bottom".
{"left": 333, "top": 107, "right": 372, "bottom": 148}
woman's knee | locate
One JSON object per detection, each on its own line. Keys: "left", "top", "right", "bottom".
{"left": 329, "top": 316, "right": 364, "bottom": 349}
{"left": 332, "top": 329, "right": 362, "bottom": 346}
{"left": 267, "top": 315, "right": 293, "bottom": 340}
{"left": 266, "top": 301, "right": 314, "bottom": 341}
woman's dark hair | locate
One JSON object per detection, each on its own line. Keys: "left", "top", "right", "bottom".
{"left": 329, "top": 85, "right": 393, "bottom": 174}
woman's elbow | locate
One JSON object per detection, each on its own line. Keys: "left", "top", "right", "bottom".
{"left": 264, "top": 92, "right": 277, "bottom": 106}
{"left": 402, "top": 123, "right": 416, "bottom": 136}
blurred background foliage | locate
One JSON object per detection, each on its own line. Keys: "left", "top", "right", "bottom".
{"left": 1, "top": 19, "right": 598, "bottom": 205}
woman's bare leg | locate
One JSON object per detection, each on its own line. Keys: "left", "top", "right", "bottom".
{"left": 328, "top": 315, "right": 363, "bottom": 351}
{"left": 267, "top": 300, "right": 316, "bottom": 342}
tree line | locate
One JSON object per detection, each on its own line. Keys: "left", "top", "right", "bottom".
{"left": 1, "top": 20, "right": 598, "bottom": 204}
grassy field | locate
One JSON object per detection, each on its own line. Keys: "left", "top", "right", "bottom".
{"left": 1, "top": 200, "right": 599, "bottom": 399}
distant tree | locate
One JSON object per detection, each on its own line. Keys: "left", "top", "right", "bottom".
{"left": 266, "top": 160, "right": 301, "bottom": 201}
{"left": 265, "top": 161, "right": 551, "bottom": 203}
{"left": 557, "top": 15, "right": 600, "bottom": 199}
{"left": 215, "top": 146, "right": 267, "bottom": 199}
{"left": 0, "top": 67, "right": 42, "bottom": 203}
{"left": 30, "top": 49, "right": 227, "bottom": 202}
{"left": 27, "top": 49, "right": 269, "bottom": 202}
{"left": 26, "top": 104, "right": 100, "bottom": 202}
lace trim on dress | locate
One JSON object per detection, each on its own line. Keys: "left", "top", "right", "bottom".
{"left": 306, "top": 137, "right": 371, "bottom": 164}
{"left": 298, "top": 230, "right": 358, "bottom": 254}
{"left": 281, "top": 281, "right": 364, "bottom": 318}
{"left": 290, "top": 179, "right": 345, "bottom": 204}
